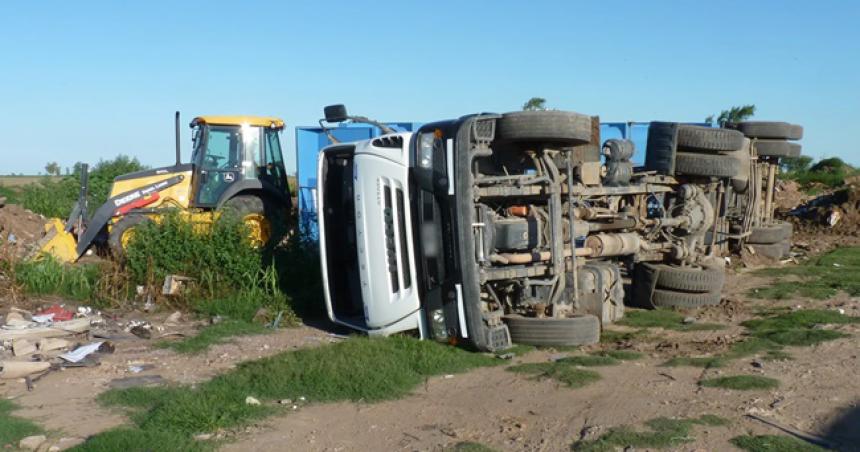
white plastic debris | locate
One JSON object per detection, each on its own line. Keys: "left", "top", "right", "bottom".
{"left": 245, "top": 396, "right": 261, "bottom": 406}
{"left": 59, "top": 341, "right": 104, "bottom": 363}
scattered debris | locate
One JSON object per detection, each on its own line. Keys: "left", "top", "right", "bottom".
{"left": 36, "top": 304, "right": 75, "bottom": 322}
{"left": 164, "top": 311, "right": 183, "bottom": 325}
{"left": 12, "top": 339, "right": 37, "bottom": 356}
{"left": 0, "top": 317, "right": 95, "bottom": 341}
{"left": 245, "top": 396, "right": 262, "bottom": 406}
{"left": 162, "top": 274, "right": 194, "bottom": 296}
{"left": 0, "top": 360, "right": 51, "bottom": 379}
{"left": 18, "top": 434, "right": 47, "bottom": 451}
{"left": 59, "top": 341, "right": 105, "bottom": 363}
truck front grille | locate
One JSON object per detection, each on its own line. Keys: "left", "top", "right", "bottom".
{"left": 382, "top": 183, "right": 411, "bottom": 294}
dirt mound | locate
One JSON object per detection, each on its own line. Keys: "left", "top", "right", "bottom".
{"left": 773, "top": 180, "right": 808, "bottom": 212}
{"left": 785, "top": 186, "right": 860, "bottom": 237}
{"left": 0, "top": 202, "right": 50, "bottom": 257}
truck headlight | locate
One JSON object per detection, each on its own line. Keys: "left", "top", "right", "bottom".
{"left": 418, "top": 132, "right": 435, "bottom": 168}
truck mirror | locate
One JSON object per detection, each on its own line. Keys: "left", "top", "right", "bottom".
{"left": 324, "top": 104, "right": 349, "bottom": 123}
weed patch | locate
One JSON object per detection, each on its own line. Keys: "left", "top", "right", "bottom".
{"left": 157, "top": 321, "right": 268, "bottom": 354}
{"left": 507, "top": 362, "right": 601, "bottom": 388}
{"left": 81, "top": 337, "right": 496, "bottom": 449}
{"left": 591, "top": 350, "right": 642, "bottom": 361}
{"left": 617, "top": 310, "right": 724, "bottom": 331}
{"left": 572, "top": 415, "right": 729, "bottom": 451}
{"left": 751, "top": 247, "right": 860, "bottom": 300}
{"left": 700, "top": 375, "right": 779, "bottom": 390}
{"left": 0, "top": 399, "right": 43, "bottom": 448}
{"left": 12, "top": 256, "right": 101, "bottom": 301}
{"left": 731, "top": 434, "right": 827, "bottom": 452}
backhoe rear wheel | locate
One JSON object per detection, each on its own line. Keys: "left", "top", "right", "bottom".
{"left": 109, "top": 215, "right": 153, "bottom": 259}
{"left": 222, "top": 195, "right": 281, "bottom": 248}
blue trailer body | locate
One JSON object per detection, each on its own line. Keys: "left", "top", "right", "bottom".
{"left": 296, "top": 119, "right": 709, "bottom": 240}
{"left": 295, "top": 122, "right": 422, "bottom": 237}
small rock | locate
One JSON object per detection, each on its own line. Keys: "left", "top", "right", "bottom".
{"left": 245, "top": 396, "right": 261, "bottom": 406}
{"left": 683, "top": 316, "right": 696, "bottom": 324}
{"left": 129, "top": 325, "right": 152, "bottom": 339}
{"left": 19, "top": 435, "right": 47, "bottom": 450}
{"left": 165, "top": 311, "right": 182, "bottom": 325}
{"left": 751, "top": 360, "right": 764, "bottom": 368}
{"left": 279, "top": 399, "right": 293, "bottom": 405}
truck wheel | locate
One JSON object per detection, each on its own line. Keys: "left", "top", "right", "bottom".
{"left": 495, "top": 111, "right": 592, "bottom": 145}
{"left": 753, "top": 140, "right": 802, "bottom": 158}
{"left": 109, "top": 215, "right": 153, "bottom": 259}
{"left": 733, "top": 121, "right": 803, "bottom": 140}
{"left": 630, "top": 261, "right": 660, "bottom": 309}
{"left": 675, "top": 153, "right": 742, "bottom": 178}
{"left": 223, "top": 195, "right": 281, "bottom": 247}
{"left": 677, "top": 125, "right": 745, "bottom": 153}
{"left": 502, "top": 314, "right": 599, "bottom": 346}
{"left": 746, "top": 221, "right": 793, "bottom": 244}
{"left": 748, "top": 241, "right": 791, "bottom": 259}
{"left": 651, "top": 288, "right": 722, "bottom": 308}
{"left": 644, "top": 121, "right": 679, "bottom": 175}
{"left": 650, "top": 263, "right": 725, "bottom": 293}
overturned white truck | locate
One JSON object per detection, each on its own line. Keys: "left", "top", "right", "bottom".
{"left": 318, "top": 107, "right": 736, "bottom": 351}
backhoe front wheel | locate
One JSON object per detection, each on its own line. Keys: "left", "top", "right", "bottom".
{"left": 222, "top": 195, "right": 282, "bottom": 247}
{"left": 109, "top": 215, "right": 153, "bottom": 259}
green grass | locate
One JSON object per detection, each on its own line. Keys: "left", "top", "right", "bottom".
{"left": 591, "top": 350, "right": 643, "bottom": 360}
{"left": 447, "top": 442, "right": 498, "bottom": 452}
{"left": 700, "top": 375, "right": 780, "bottom": 390}
{"left": 617, "top": 310, "right": 724, "bottom": 331}
{"left": 556, "top": 355, "right": 620, "bottom": 366}
{"left": 572, "top": 415, "right": 729, "bottom": 451}
{"left": 751, "top": 247, "right": 860, "bottom": 300}
{"left": 0, "top": 399, "right": 43, "bottom": 448}
{"left": 507, "top": 362, "right": 601, "bottom": 389}
{"left": 11, "top": 256, "right": 101, "bottom": 301}
{"left": 77, "top": 337, "right": 497, "bottom": 450}
{"left": 157, "top": 321, "right": 268, "bottom": 354}
{"left": 731, "top": 435, "right": 828, "bottom": 452}
{"left": 666, "top": 309, "right": 857, "bottom": 368}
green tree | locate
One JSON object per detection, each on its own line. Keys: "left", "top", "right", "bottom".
{"left": 45, "top": 161, "right": 61, "bottom": 176}
{"left": 705, "top": 105, "right": 756, "bottom": 127}
{"left": 522, "top": 97, "right": 547, "bottom": 111}
{"left": 781, "top": 155, "right": 812, "bottom": 173}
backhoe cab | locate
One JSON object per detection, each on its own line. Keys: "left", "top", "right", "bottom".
{"left": 41, "top": 113, "right": 291, "bottom": 262}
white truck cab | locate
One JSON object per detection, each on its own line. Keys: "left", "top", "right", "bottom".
{"left": 317, "top": 132, "right": 426, "bottom": 337}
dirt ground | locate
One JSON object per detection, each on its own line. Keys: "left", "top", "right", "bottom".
{"left": 2, "top": 266, "right": 858, "bottom": 452}
{"left": 0, "top": 202, "right": 49, "bottom": 257}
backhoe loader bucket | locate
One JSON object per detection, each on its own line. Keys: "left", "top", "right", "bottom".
{"left": 34, "top": 218, "right": 78, "bottom": 262}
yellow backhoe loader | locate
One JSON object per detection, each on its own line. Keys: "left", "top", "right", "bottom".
{"left": 40, "top": 112, "right": 292, "bottom": 262}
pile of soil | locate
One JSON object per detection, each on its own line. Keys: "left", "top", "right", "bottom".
{"left": 773, "top": 180, "right": 808, "bottom": 211}
{"left": 0, "top": 201, "right": 49, "bottom": 257}
{"left": 786, "top": 186, "right": 860, "bottom": 237}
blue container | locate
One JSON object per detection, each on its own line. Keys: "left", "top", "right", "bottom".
{"left": 294, "top": 122, "right": 422, "bottom": 238}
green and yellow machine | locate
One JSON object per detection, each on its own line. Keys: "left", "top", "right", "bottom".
{"left": 41, "top": 112, "right": 292, "bottom": 262}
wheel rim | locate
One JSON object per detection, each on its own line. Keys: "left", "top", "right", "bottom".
{"left": 242, "top": 213, "right": 271, "bottom": 247}
{"left": 120, "top": 227, "right": 136, "bottom": 250}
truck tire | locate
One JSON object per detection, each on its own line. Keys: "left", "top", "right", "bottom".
{"left": 677, "top": 125, "right": 744, "bottom": 153}
{"left": 748, "top": 241, "right": 791, "bottom": 259}
{"left": 222, "top": 195, "right": 283, "bottom": 247}
{"left": 726, "top": 143, "right": 751, "bottom": 193}
{"left": 675, "top": 152, "right": 742, "bottom": 178}
{"left": 753, "top": 140, "right": 802, "bottom": 158}
{"left": 734, "top": 121, "right": 803, "bottom": 140}
{"left": 109, "top": 215, "right": 153, "bottom": 259}
{"left": 503, "top": 314, "right": 600, "bottom": 346}
{"left": 495, "top": 111, "right": 592, "bottom": 145}
{"left": 644, "top": 121, "right": 679, "bottom": 175}
{"left": 651, "top": 288, "right": 722, "bottom": 308}
{"left": 651, "top": 263, "right": 725, "bottom": 293}
{"left": 746, "top": 221, "right": 793, "bottom": 244}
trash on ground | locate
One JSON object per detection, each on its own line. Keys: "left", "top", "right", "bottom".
{"left": 59, "top": 341, "right": 104, "bottom": 363}
{"left": 0, "top": 360, "right": 51, "bottom": 379}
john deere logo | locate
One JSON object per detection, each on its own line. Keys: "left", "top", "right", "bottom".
{"left": 224, "top": 172, "right": 236, "bottom": 182}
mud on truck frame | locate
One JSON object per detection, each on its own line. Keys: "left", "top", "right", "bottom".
{"left": 319, "top": 107, "right": 736, "bottom": 351}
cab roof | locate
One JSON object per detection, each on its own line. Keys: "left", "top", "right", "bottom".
{"left": 191, "top": 116, "right": 285, "bottom": 129}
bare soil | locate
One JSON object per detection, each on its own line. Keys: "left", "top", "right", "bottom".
{"left": 0, "top": 203, "right": 49, "bottom": 257}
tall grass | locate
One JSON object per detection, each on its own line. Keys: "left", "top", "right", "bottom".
{"left": 11, "top": 256, "right": 101, "bottom": 301}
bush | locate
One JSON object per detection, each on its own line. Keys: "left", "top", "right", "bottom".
{"left": 17, "top": 155, "right": 147, "bottom": 218}
{"left": 781, "top": 156, "right": 857, "bottom": 189}
{"left": 10, "top": 256, "right": 101, "bottom": 301}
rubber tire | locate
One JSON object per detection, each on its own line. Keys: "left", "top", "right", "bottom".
{"left": 675, "top": 152, "right": 742, "bottom": 178}
{"left": 651, "top": 289, "right": 722, "bottom": 308}
{"left": 747, "top": 221, "right": 793, "bottom": 244}
{"left": 726, "top": 142, "right": 751, "bottom": 193}
{"left": 495, "top": 111, "right": 592, "bottom": 145}
{"left": 677, "top": 125, "right": 744, "bottom": 153}
{"left": 748, "top": 241, "right": 791, "bottom": 259}
{"left": 109, "top": 215, "right": 153, "bottom": 259}
{"left": 222, "top": 195, "right": 285, "bottom": 246}
{"left": 644, "top": 121, "right": 679, "bottom": 175}
{"left": 754, "top": 140, "right": 802, "bottom": 158}
{"left": 630, "top": 261, "right": 660, "bottom": 309}
{"left": 735, "top": 121, "right": 803, "bottom": 140}
{"left": 651, "top": 263, "right": 725, "bottom": 293}
{"left": 503, "top": 314, "right": 600, "bottom": 346}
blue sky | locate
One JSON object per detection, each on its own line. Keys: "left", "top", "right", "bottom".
{"left": 1, "top": 0, "right": 858, "bottom": 175}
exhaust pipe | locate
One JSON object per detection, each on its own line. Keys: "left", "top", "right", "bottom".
{"left": 174, "top": 111, "right": 181, "bottom": 165}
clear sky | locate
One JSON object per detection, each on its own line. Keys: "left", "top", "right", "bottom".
{"left": 1, "top": 0, "right": 858, "bottom": 175}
